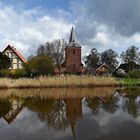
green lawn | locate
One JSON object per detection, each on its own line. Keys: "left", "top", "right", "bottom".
{"left": 116, "top": 78, "right": 140, "bottom": 87}
{"left": 122, "top": 78, "right": 140, "bottom": 86}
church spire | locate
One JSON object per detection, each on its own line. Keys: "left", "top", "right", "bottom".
{"left": 69, "top": 27, "right": 76, "bottom": 43}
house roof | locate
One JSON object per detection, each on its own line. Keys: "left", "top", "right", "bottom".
{"left": 2, "top": 45, "right": 27, "bottom": 63}
{"left": 67, "top": 27, "right": 81, "bottom": 48}
{"left": 3, "top": 106, "right": 23, "bottom": 124}
{"left": 96, "top": 63, "right": 112, "bottom": 72}
{"left": 118, "top": 63, "right": 140, "bottom": 72}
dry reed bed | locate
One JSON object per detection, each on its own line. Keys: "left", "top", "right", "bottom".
{"left": 0, "top": 76, "right": 117, "bottom": 89}
{"left": 0, "top": 87, "right": 116, "bottom": 99}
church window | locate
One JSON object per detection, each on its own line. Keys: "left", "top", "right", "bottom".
{"left": 73, "top": 49, "right": 75, "bottom": 55}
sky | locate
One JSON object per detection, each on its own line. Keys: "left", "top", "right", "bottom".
{"left": 0, "top": 0, "right": 140, "bottom": 58}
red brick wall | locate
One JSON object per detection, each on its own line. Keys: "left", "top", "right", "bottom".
{"left": 65, "top": 46, "right": 81, "bottom": 73}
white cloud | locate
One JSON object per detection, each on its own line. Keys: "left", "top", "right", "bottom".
{"left": 0, "top": 3, "right": 73, "bottom": 58}
{"left": 69, "top": 0, "right": 140, "bottom": 57}
{"left": 0, "top": 0, "right": 140, "bottom": 60}
{"left": 131, "top": 33, "right": 140, "bottom": 43}
{"left": 89, "top": 33, "right": 111, "bottom": 46}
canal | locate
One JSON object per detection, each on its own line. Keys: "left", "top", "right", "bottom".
{"left": 0, "top": 87, "right": 140, "bottom": 140}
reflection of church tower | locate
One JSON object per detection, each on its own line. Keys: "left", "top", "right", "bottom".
{"left": 65, "top": 98, "right": 83, "bottom": 138}
{"left": 65, "top": 27, "right": 82, "bottom": 74}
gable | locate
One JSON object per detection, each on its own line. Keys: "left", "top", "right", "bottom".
{"left": 2, "top": 45, "right": 27, "bottom": 63}
{"left": 96, "top": 63, "right": 112, "bottom": 72}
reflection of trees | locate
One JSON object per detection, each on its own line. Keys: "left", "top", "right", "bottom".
{"left": 86, "top": 97, "right": 100, "bottom": 114}
{"left": 117, "top": 88, "right": 140, "bottom": 97}
{"left": 128, "top": 97, "right": 138, "bottom": 117}
{"left": 86, "top": 92, "right": 140, "bottom": 118}
{"left": 101, "top": 96, "right": 118, "bottom": 113}
{"left": 46, "top": 100, "right": 68, "bottom": 131}
{"left": 0, "top": 99, "right": 11, "bottom": 118}
{"left": 117, "top": 88, "right": 139, "bottom": 117}
{"left": 26, "top": 98, "right": 68, "bottom": 131}
{"left": 25, "top": 98, "right": 54, "bottom": 114}
{"left": 87, "top": 96, "right": 118, "bottom": 114}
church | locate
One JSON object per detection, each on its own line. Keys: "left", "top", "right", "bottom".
{"left": 54, "top": 27, "right": 85, "bottom": 74}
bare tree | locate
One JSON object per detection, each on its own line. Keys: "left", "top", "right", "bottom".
{"left": 37, "top": 39, "right": 66, "bottom": 73}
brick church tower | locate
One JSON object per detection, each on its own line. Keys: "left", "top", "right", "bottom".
{"left": 65, "top": 27, "right": 82, "bottom": 74}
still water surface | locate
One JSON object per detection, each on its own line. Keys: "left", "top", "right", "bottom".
{"left": 0, "top": 88, "right": 140, "bottom": 140}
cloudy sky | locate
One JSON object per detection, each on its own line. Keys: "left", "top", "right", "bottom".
{"left": 0, "top": 0, "right": 140, "bottom": 58}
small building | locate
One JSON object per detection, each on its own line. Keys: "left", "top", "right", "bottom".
{"left": 96, "top": 63, "right": 112, "bottom": 76}
{"left": 117, "top": 63, "right": 140, "bottom": 72}
{"left": 2, "top": 45, "right": 27, "bottom": 69}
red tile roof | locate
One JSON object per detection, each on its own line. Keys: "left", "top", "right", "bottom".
{"left": 2, "top": 45, "right": 27, "bottom": 63}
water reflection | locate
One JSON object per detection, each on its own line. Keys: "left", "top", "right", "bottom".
{"left": 0, "top": 87, "right": 140, "bottom": 140}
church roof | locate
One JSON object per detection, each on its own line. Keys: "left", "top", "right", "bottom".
{"left": 69, "top": 27, "right": 76, "bottom": 43}
{"left": 67, "top": 27, "right": 81, "bottom": 47}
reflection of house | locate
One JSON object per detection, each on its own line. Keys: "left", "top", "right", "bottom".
{"left": 3, "top": 98, "right": 24, "bottom": 124}
{"left": 65, "top": 98, "right": 83, "bottom": 138}
{"left": 2, "top": 45, "right": 27, "bottom": 69}
{"left": 96, "top": 63, "right": 112, "bottom": 76}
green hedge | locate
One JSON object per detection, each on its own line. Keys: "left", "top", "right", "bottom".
{"left": 128, "top": 70, "right": 140, "bottom": 78}
{"left": 0, "top": 69, "right": 27, "bottom": 78}
{"left": 0, "top": 70, "right": 11, "bottom": 77}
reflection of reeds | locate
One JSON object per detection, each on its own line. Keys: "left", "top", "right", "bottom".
{"left": 0, "top": 76, "right": 117, "bottom": 89}
{"left": 0, "top": 87, "right": 116, "bottom": 99}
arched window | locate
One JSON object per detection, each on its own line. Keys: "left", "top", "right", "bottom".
{"left": 73, "top": 49, "right": 75, "bottom": 55}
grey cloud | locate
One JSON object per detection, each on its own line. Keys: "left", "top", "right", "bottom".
{"left": 69, "top": 0, "right": 140, "bottom": 55}
{"left": 72, "top": 0, "right": 140, "bottom": 36}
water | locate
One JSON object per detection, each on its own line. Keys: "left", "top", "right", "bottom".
{"left": 0, "top": 87, "right": 140, "bottom": 140}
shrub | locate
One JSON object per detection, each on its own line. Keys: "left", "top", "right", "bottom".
{"left": 128, "top": 70, "right": 140, "bottom": 78}
{"left": 0, "top": 69, "right": 27, "bottom": 78}
{"left": 24, "top": 55, "right": 54, "bottom": 76}
{"left": 115, "top": 69, "right": 127, "bottom": 78}
{"left": 0, "top": 70, "right": 11, "bottom": 77}
{"left": 9, "top": 69, "right": 27, "bottom": 78}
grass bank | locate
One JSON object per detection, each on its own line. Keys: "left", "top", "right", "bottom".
{"left": 0, "top": 76, "right": 117, "bottom": 89}
{"left": 117, "top": 78, "right": 140, "bottom": 87}
{"left": 0, "top": 76, "right": 139, "bottom": 89}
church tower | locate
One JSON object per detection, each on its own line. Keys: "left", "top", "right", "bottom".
{"left": 65, "top": 27, "right": 81, "bottom": 74}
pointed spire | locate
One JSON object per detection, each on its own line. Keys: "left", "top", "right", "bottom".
{"left": 69, "top": 27, "right": 76, "bottom": 43}
{"left": 70, "top": 121, "right": 77, "bottom": 139}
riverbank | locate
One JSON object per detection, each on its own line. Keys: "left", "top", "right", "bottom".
{"left": 0, "top": 76, "right": 139, "bottom": 89}
{"left": 0, "top": 76, "right": 117, "bottom": 89}
{"left": 118, "top": 78, "right": 140, "bottom": 87}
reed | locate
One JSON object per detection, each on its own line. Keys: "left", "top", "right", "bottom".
{"left": 0, "top": 87, "right": 116, "bottom": 99}
{"left": 0, "top": 75, "right": 117, "bottom": 89}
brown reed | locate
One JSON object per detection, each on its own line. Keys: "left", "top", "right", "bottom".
{"left": 0, "top": 75, "right": 117, "bottom": 89}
